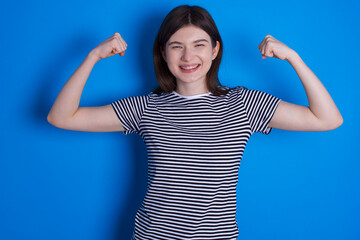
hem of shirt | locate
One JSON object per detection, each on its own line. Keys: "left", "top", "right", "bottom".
{"left": 263, "top": 99, "right": 282, "bottom": 135}
{"left": 111, "top": 102, "right": 131, "bottom": 135}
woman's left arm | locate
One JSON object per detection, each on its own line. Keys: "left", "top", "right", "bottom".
{"left": 258, "top": 35, "right": 343, "bottom": 131}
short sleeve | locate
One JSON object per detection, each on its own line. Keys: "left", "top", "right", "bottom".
{"left": 238, "top": 87, "right": 281, "bottom": 134}
{"left": 111, "top": 95, "right": 150, "bottom": 135}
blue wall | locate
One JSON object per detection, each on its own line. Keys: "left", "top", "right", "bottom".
{"left": 1, "top": 0, "right": 359, "bottom": 239}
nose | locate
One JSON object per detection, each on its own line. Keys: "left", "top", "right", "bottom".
{"left": 181, "top": 47, "right": 194, "bottom": 62}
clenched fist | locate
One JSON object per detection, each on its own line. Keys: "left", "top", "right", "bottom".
{"left": 258, "top": 35, "right": 295, "bottom": 60}
{"left": 91, "top": 32, "right": 128, "bottom": 60}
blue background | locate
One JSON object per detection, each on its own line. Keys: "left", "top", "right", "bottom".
{"left": 1, "top": 0, "right": 359, "bottom": 239}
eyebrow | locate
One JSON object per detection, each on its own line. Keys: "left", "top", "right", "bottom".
{"left": 167, "top": 39, "right": 209, "bottom": 46}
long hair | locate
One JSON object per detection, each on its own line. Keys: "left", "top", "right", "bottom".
{"left": 153, "top": 5, "right": 228, "bottom": 95}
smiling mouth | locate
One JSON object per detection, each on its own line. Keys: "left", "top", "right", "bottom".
{"left": 179, "top": 64, "right": 200, "bottom": 71}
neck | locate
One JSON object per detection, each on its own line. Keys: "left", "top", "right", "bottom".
{"left": 175, "top": 81, "right": 209, "bottom": 96}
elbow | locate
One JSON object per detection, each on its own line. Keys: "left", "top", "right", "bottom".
{"left": 47, "top": 112, "right": 53, "bottom": 125}
{"left": 337, "top": 114, "right": 344, "bottom": 127}
{"left": 47, "top": 112, "right": 58, "bottom": 127}
{"left": 47, "top": 112, "right": 65, "bottom": 129}
{"left": 323, "top": 114, "right": 343, "bottom": 131}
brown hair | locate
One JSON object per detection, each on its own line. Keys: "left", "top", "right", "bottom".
{"left": 153, "top": 5, "right": 228, "bottom": 95}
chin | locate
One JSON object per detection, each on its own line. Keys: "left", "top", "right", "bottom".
{"left": 176, "top": 77, "right": 203, "bottom": 84}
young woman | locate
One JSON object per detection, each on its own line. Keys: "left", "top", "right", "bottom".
{"left": 47, "top": 5, "right": 343, "bottom": 240}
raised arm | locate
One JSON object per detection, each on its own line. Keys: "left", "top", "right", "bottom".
{"left": 47, "top": 33, "right": 127, "bottom": 132}
{"left": 258, "top": 35, "right": 343, "bottom": 131}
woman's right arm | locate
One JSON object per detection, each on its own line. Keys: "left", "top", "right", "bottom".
{"left": 47, "top": 33, "right": 127, "bottom": 132}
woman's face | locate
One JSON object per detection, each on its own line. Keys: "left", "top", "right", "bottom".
{"left": 162, "top": 25, "right": 220, "bottom": 90}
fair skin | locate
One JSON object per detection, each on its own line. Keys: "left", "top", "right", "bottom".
{"left": 47, "top": 26, "right": 342, "bottom": 132}
{"left": 258, "top": 35, "right": 343, "bottom": 131}
{"left": 47, "top": 33, "right": 126, "bottom": 132}
{"left": 161, "top": 25, "right": 220, "bottom": 96}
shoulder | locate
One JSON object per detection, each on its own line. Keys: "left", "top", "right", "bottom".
{"left": 223, "top": 86, "right": 248, "bottom": 99}
{"left": 112, "top": 93, "right": 153, "bottom": 112}
{"left": 114, "top": 94, "right": 150, "bottom": 104}
{"left": 224, "top": 86, "right": 280, "bottom": 107}
{"left": 228, "top": 86, "right": 247, "bottom": 93}
{"left": 226, "top": 86, "right": 277, "bottom": 100}
{"left": 148, "top": 91, "right": 176, "bottom": 102}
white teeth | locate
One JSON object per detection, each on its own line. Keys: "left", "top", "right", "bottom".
{"left": 181, "top": 64, "right": 199, "bottom": 70}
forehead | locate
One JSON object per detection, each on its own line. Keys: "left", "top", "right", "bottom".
{"left": 168, "top": 25, "right": 211, "bottom": 43}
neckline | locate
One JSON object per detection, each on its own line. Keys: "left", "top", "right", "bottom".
{"left": 172, "top": 91, "right": 211, "bottom": 99}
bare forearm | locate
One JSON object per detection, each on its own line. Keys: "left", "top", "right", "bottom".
{"left": 286, "top": 51, "right": 343, "bottom": 127}
{"left": 47, "top": 51, "right": 100, "bottom": 123}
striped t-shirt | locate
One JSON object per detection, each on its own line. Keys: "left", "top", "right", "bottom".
{"left": 112, "top": 86, "right": 281, "bottom": 240}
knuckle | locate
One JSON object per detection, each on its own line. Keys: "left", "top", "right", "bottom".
{"left": 266, "top": 41, "right": 274, "bottom": 47}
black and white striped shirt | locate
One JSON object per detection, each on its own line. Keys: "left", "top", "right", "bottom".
{"left": 112, "top": 86, "right": 281, "bottom": 240}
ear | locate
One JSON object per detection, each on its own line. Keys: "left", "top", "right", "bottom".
{"left": 212, "top": 41, "right": 220, "bottom": 60}
{"left": 161, "top": 47, "right": 167, "bottom": 62}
